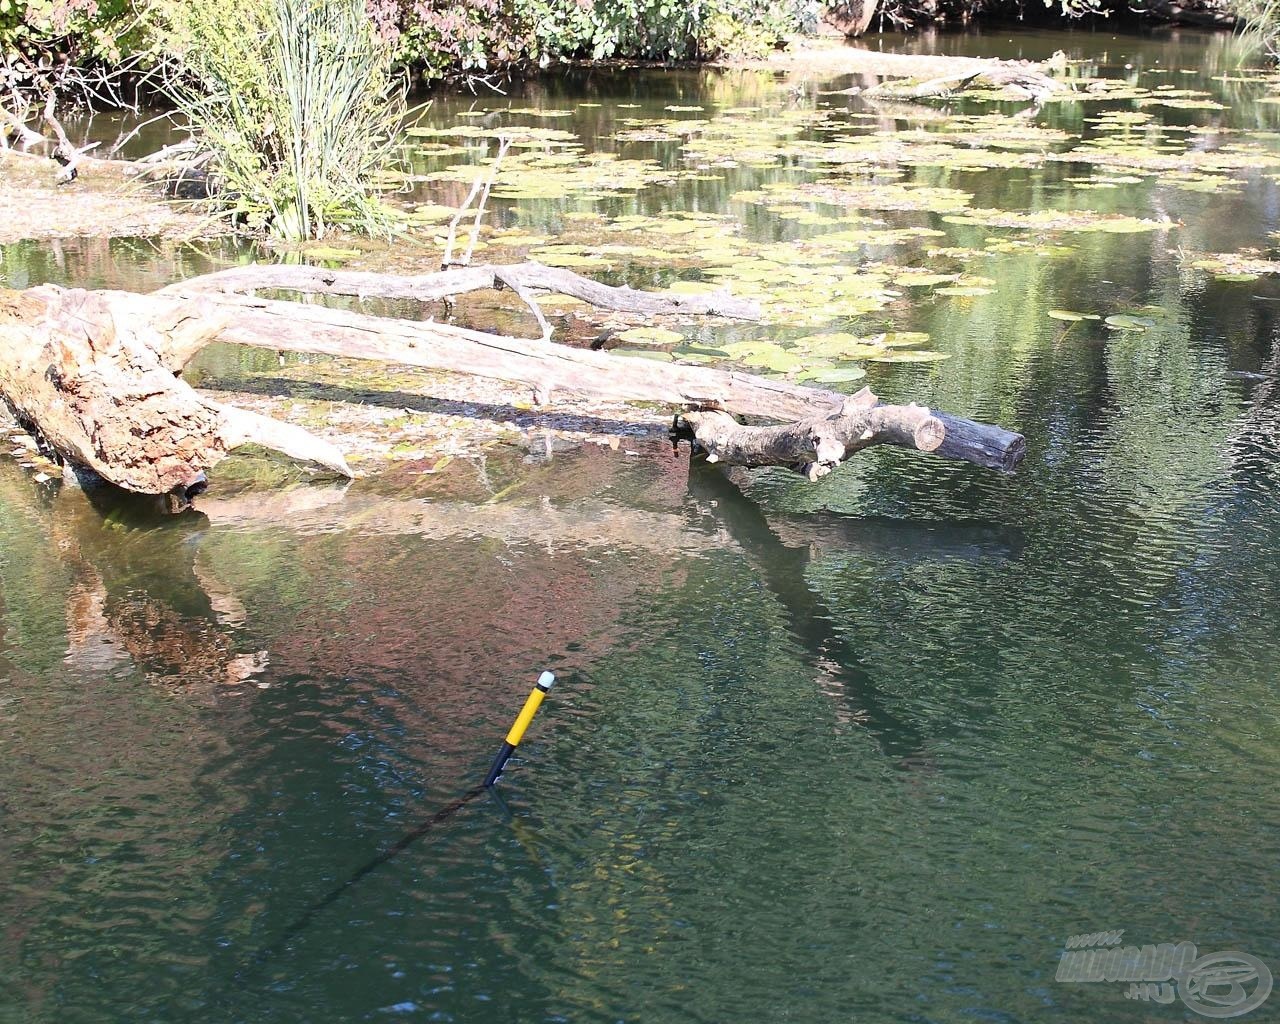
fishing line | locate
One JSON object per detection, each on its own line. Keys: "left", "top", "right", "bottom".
{"left": 241, "top": 670, "right": 556, "bottom": 972}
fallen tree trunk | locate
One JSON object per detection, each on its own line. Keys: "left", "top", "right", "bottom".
{"left": 0, "top": 286, "right": 351, "bottom": 504}
{"left": 0, "top": 260, "right": 1026, "bottom": 502}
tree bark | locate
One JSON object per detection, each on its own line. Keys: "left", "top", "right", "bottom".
{"left": 681, "top": 398, "right": 947, "bottom": 480}
{"left": 823, "top": 0, "right": 881, "bottom": 38}
{"left": 0, "top": 261, "right": 1026, "bottom": 502}
{"left": 0, "top": 286, "right": 351, "bottom": 502}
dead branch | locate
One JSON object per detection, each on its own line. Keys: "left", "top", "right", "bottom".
{"left": 681, "top": 395, "right": 949, "bottom": 480}
{"left": 161, "top": 260, "right": 763, "bottom": 321}
{"left": 0, "top": 104, "right": 45, "bottom": 148}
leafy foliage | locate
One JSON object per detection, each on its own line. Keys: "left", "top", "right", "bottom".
{"left": 1, "top": 0, "right": 139, "bottom": 108}
{"left": 366, "top": 0, "right": 820, "bottom": 77}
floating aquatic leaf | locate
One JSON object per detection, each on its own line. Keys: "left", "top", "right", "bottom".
{"left": 532, "top": 293, "right": 587, "bottom": 307}
{"left": 792, "top": 333, "right": 887, "bottom": 359}
{"left": 487, "top": 233, "right": 548, "bottom": 247}
{"left": 616, "top": 327, "right": 684, "bottom": 346}
{"left": 1104, "top": 314, "right": 1157, "bottom": 331}
{"left": 936, "top": 286, "right": 995, "bottom": 297}
{"left": 613, "top": 349, "right": 674, "bottom": 360}
{"left": 750, "top": 349, "right": 808, "bottom": 373}
{"left": 1047, "top": 309, "right": 1101, "bottom": 321}
{"left": 882, "top": 332, "right": 930, "bottom": 347}
{"left": 407, "top": 203, "right": 463, "bottom": 223}
{"left": 735, "top": 179, "right": 973, "bottom": 215}
{"left": 943, "top": 209, "right": 1174, "bottom": 233}
{"left": 868, "top": 351, "right": 951, "bottom": 363}
{"left": 666, "top": 280, "right": 723, "bottom": 296}
{"left": 505, "top": 107, "right": 574, "bottom": 117}
{"left": 306, "top": 247, "right": 360, "bottom": 261}
{"left": 803, "top": 365, "right": 868, "bottom": 383}
{"left": 674, "top": 345, "right": 730, "bottom": 359}
{"left": 1137, "top": 97, "right": 1228, "bottom": 111}
{"left": 1191, "top": 253, "right": 1280, "bottom": 277}
{"left": 894, "top": 272, "right": 958, "bottom": 287}
{"left": 528, "top": 250, "right": 609, "bottom": 269}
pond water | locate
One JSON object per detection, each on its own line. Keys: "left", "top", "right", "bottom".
{"left": 3, "top": 25, "right": 1280, "bottom": 1024}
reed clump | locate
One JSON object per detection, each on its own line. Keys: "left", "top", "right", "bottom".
{"left": 154, "top": 0, "right": 404, "bottom": 240}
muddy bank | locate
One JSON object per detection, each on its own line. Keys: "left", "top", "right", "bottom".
{"left": 0, "top": 153, "right": 227, "bottom": 245}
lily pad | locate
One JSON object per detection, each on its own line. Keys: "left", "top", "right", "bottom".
{"left": 1047, "top": 309, "right": 1102, "bottom": 321}
{"left": 881, "top": 332, "right": 930, "bottom": 348}
{"left": 613, "top": 349, "right": 675, "bottom": 361}
{"left": 1104, "top": 314, "right": 1157, "bottom": 332}
{"left": 742, "top": 347, "right": 806, "bottom": 373}
{"left": 616, "top": 327, "right": 684, "bottom": 346}
{"left": 894, "top": 272, "right": 958, "bottom": 287}
{"left": 802, "top": 365, "right": 868, "bottom": 383}
{"left": 868, "top": 350, "right": 952, "bottom": 363}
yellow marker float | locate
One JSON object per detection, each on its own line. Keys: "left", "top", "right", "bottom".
{"left": 484, "top": 671, "right": 555, "bottom": 787}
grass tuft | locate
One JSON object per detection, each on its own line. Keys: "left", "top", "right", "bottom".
{"left": 156, "top": 0, "right": 405, "bottom": 240}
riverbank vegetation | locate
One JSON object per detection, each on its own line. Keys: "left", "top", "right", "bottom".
{"left": 0, "top": 0, "right": 1272, "bottom": 109}
{"left": 152, "top": 0, "right": 404, "bottom": 238}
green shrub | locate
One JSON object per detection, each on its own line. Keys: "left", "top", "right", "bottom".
{"left": 154, "top": 0, "right": 404, "bottom": 240}
{"left": 369, "top": 0, "right": 818, "bottom": 77}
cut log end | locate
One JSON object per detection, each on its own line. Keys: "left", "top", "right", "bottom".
{"left": 913, "top": 415, "right": 946, "bottom": 453}
{"left": 679, "top": 397, "right": 1023, "bottom": 478}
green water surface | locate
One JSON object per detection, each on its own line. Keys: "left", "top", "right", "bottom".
{"left": 2, "top": 26, "right": 1279, "bottom": 1024}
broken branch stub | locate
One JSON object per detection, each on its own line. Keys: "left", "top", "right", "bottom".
{"left": 681, "top": 392, "right": 947, "bottom": 481}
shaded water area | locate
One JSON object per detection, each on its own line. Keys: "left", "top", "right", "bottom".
{"left": 4, "top": 26, "right": 1280, "bottom": 1024}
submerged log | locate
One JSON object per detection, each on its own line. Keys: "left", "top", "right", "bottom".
{"left": 0, "top": 260, "right": 1026, "bottom": 501}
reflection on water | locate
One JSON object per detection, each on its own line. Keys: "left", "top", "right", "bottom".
{"left": 3, "top": 26, "right": 1280, "bottom": 1024}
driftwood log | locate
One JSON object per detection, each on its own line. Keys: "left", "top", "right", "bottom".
{"left": 0, "top": 260, "right": 1025, "bottom": 503}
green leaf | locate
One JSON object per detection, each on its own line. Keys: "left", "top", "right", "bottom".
{"left": 1104, "top": 314, "right": 1157, "bottom": 331}
{"left": 1047, "top": 309, "right": 1101, "bottom": 322}
{"left": 616, "top": 327, "right": 684, "bottom": 346}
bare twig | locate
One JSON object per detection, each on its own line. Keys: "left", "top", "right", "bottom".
{"left": 441, "top": 178, "right": 485, "bottom": 268}
{"left": 108, "top": 110, "right": 181, "bottom": 159}
{"left": 463, "top": 135, "right": 511, "bottom": 263}
{"left": 441, "top": 136, "right": 511, "bottom": 269}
